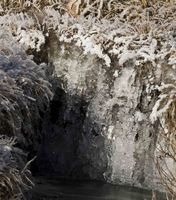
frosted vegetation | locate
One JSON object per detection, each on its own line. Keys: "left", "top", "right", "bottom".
{"left": 0, "top": 28, "right": 52, "bottom": 199}
{"left": 0, "top": 0, "right": 176, "bottom": 198}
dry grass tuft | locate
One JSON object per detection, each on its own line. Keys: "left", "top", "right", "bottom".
{"left": 0, "top": 0, "right": 175, "bottom": 16}
{"left": 0, "top": 164, "right": 33, "bottom": 200}
{"left": 155, "top": 99, "right": 176, "bottom": 198}
{"left": 0, "top": 136, "right": 35, "bottom": 200}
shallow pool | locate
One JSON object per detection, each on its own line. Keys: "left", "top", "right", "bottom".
{"left": 32, "top": 177, "right": 165, "bottom": 200}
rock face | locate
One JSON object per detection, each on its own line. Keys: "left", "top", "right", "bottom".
{"left": 37, "top": 36, "right": 172, "bottom": 191}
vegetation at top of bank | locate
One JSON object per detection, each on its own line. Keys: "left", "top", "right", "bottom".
{"left": 0, "top": 0, "right": 175, "bottom": 14}
{"left": 0, "top": 0, "right": 175, "bottom": 65}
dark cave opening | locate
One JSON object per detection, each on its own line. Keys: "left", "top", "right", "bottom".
{"left": 30, "top": 86, "right": 90, "bottom": 179}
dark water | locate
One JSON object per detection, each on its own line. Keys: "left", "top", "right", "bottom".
{"left": 32, "top": 177, "right": 165, "bottom": 200}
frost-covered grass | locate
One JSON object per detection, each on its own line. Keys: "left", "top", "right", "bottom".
{"left": 0, "top": 136, "right": 34, "bottom": 200}
{"left": 0, "top": 28, "right": 53, "bottom": 200}
{"left": 0, "top": 0, "right": 174, "bottom": 13}
{"left": 0, "top": 1, "right": 175, "bottom": 64}
{"left": 151, "top": 83, "right": 176, "bottom": 197}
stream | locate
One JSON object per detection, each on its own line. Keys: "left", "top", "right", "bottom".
{"left": 32, "top": 177, "right": 165, "bottom": 200}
